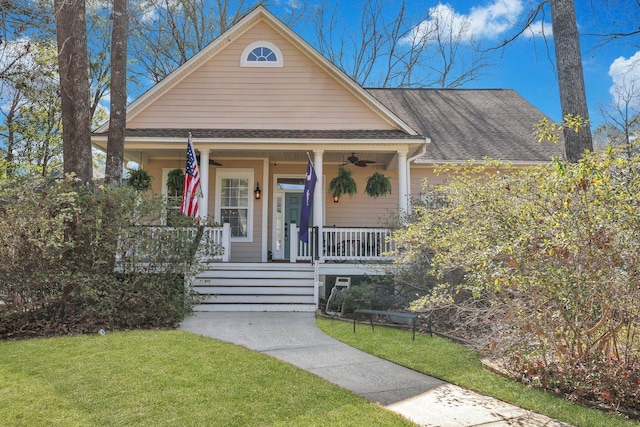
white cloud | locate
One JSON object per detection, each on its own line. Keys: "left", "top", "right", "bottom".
{"left": 523, "top": 20, "right": 552, "bottom": 39}
{"left": 608, "top": 51, "right": 640, "bottom": 107}
{"left": 409, "top": 0, "right": 527, "bottom": 44}
{"left": 466, "top": 0, "right": 523, "bottom": 39}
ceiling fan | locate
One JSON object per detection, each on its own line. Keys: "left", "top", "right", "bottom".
{"left": 341, "top": 153, "right": 375, "bottom": 167}
{"left": 195, "top": 155, "right": 223, "bottom": 166}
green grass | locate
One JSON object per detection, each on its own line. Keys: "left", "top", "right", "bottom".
{"left": 0, "top": 330, "right": 415, "bottom": 427}
{"left": 317, "top": 317, "right": 639, "bottom": 427}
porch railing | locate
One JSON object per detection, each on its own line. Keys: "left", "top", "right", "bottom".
{"left": 116, "top": 224, "right": 231, "bottom": 264}
{"left": 291, "top": 225, "right": 397, "bottom": 262}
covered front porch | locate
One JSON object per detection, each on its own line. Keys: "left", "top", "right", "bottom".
{"left": 119, "top": 141, "right": 427, "bottom": 264}
{"left": 125, "top": 224, "right": 399, "bottom": 311}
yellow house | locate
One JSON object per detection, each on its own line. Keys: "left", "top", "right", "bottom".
{"left": 92, "top": 6, "right": 563, "bottom": 311}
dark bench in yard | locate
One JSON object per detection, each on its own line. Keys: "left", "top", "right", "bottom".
{"left": 353, "top": 309, "right": 431, "bottom": 341}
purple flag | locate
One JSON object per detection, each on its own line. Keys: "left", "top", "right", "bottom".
{"left": 299, "top": 159, "right": 317, "bottom": 243}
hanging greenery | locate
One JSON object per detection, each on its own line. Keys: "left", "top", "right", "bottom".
{"left": 167, "top": 168, "right": 184, "bottom": 196}
{"left": 126, "top": 168, "right": 152, "bottom": 191}
{"left": 328, "top": 166, "right": 357, "bottom": 198}
{"left": 365, "top": 171, "right": 392, "bottom": 198}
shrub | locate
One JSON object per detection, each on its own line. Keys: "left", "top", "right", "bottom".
{"left": 393, "top": 143, "right": 640, "bottom": 413}
{"left": 0, "top": 175, "right": 203, "bottom": 339}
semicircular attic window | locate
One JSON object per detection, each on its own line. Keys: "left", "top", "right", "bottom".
{"left": 241, "top": 41, "right": 283, "bottom": 67}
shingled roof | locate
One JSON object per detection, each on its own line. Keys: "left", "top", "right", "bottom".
{"left": 367, "top": 88, "right": 565, "bottom": 163}
{"left": 92, "top": 128, "right": 422, "bottom": 140}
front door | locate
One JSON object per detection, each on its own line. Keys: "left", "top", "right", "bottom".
{"left": 284, "top": 193, "right": 302, "bottom": 260}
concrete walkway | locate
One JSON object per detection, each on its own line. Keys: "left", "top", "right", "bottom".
{"left": 179, "top": 312, "right": 572, "bottom": 427}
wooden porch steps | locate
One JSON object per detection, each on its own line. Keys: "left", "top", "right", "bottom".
{"left": 192, "top": 263, "right": 316, "bottom": 312}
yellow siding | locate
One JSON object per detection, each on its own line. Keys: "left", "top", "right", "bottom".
{"left": 128, "top": 21, "right": 393, "bottom": 130}
{"left": 323, "top": 166, "right": 399, "bottom": 227}
{"left": 145, "top": 158, "right": 264, "bottom": 262}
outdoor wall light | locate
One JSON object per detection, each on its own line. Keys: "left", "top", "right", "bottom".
{"left": 254, "top": 183, "right": 262, "bottom": 200}
{"left": 332, "top": 194, "right": 339, "bottom": 203}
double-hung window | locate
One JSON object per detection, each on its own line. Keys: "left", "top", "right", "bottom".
{"left": 216, "top": 170, "right": 254, "bottom": 241}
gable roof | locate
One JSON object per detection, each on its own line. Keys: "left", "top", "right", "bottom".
{"left": 94, "top": 5, "right": 417, "bottom": 136}
{"left": 367, "top": 88, "right": 565, "bottom": 164}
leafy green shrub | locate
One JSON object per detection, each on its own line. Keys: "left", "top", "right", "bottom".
{"left": 336, "top": 284, "right": 374, "bottom": 314}
{"left": 393, "top": 143, "right": 640, "bottom": 413}
{"left": 0, "top": 175, "right": 203, "bottom": 339}
{"left": 336, "top": 275, "right": 423, "bottom": 314}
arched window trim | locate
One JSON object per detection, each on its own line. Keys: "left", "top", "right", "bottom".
{"left": 241, "top": 41, "right": 283, "bottom": 67}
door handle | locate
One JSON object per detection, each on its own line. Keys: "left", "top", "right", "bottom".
{"left": 285, "top": 222, "right": 288, "bottom": 240}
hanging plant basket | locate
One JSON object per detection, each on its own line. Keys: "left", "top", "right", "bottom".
{"left": 167, "top": 168, "right": 184, "bottom": 197}
{"left": 365, "top": 171, "right": 392, "bottom": 198}
{"left": 328, "top": 166, "right": 358, "bottom": 199}
{"left": 126, "top": 168, "right": 152, "bottom": 191}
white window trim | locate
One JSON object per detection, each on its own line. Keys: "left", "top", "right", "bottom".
{"left": 271, "top": 174, "right": 325, "bottom": 259}
{"left": 240, "top": 41, "right": 283, "bottom": 67}
{"left": 215, "top": 169, "right": 254, "bottom": 242}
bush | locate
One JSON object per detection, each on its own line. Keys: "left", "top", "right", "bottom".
{"left": 0, "top": 175, "right": 203, "bottom": 339}
{"left": 336, "top": 275, "right": 423, "bottom": 314}
{"left": 393, "top": 143, "right": 640, "bottom": 414}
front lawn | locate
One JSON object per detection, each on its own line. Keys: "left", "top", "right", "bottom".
{"left": 0, "top": 330, "right": 415, "bottom": 426}
{"left": 317, "top": 317, "right": 639, "bottom": 427}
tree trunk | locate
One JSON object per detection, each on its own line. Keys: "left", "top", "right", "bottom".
{"left": 549, "top": 0, "right": 593, "bottom": 162}
{"left": 105, "top": 0, "right": 129, "bottom": 185}
{"left": 55, "top": 0, "right": 93, "bottom": 184}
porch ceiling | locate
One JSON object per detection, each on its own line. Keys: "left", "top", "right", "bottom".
{"left": 130, "top": 149, "right": 401, "bottom": 169}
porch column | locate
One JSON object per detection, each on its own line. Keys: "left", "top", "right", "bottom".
{"left": 199, "top": 149, "right": 210, "bottom": 223}
{"left": 397, "top": 150, "right": 408, "bottom": 214}
{"left": 313, "top": 150, "right": 324, "bottom": 229}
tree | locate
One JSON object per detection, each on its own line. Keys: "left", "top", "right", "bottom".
{"left": 12, "top": 41, "right": 63, "bottom": 177}
{"left": 311, "top": 0, "right": 491, "bottom": 88}
{"left": 105, "top": 0, "right": 129, "bottom": 185}
{"left": 54, "top": 0, "right": 93, "bottom": 184}
{"left": 395, "top": 148, "right": 640, "bottom": 411}
{"left": 492, "top": 0, "right": 594, "bottom": 161}
{"left": 0, "top": 40, "right": 61, "bottom": 177}
{"left": 548, "top": 0, "right": 593, "bottom": 162}
{"left": 128, "top": 0, "right": 271, "bottom": 84}
{"left": 598, "top": 76, "right": 640, "bottom": 157}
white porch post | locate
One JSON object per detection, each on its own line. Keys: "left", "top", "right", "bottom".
{"left": 312, "top": 150, "right": 324, "bottom": 309}
{"left": 199, "top": 149, "right": 210, "bottom": 223}
{"left": 397, "top": 150, "right": 408, "bottom": 214}
{"left": 261, "top": 158, "right": 269, "bottom": 262}
{"left": 313, "top": 150, "right": 324, "bottom": 231}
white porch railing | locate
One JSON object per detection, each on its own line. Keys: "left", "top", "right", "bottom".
{"left": 198, "top": 224, "right": 231, "bottom": 262}
{"left": 116, "top": 224, "right": 231, "bottom": 264}
{"left": 291, "top": 225, "right": 397, "bottom": 262}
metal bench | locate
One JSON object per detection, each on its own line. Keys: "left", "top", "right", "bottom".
{"left": 353, "top": 308, "right": 424, "bottom": 341}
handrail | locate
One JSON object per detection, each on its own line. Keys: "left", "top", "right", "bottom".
{"left": 292, "top": 226, "right": 396, "bottom": 262}
{"left": 117, "top": 224, "right": 231, "bottom": 264}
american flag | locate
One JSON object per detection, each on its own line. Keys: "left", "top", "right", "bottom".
{"left": 180, "top": 134, "right": 200, "bottom": 217}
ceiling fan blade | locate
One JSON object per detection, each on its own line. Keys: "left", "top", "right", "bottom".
{"left": 196, "top": 155, "right": 223, "bottom": 166}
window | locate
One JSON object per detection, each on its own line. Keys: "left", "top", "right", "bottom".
{"left": 216, "top": 170, "right": 254, "bottom": 241}
{"left": 241, "top": 41, "right": 283, "bottom": 67}
{"left": 248, "top": 46, "right": 277, "bottom": 62}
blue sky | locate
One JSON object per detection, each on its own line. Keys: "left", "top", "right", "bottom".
{"left": 289, "top": 0, "right": 640, "bottom": 130}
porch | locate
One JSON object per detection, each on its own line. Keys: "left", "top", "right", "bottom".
{"left": 140, "top": 225, "right": 397, "bottom": 312}
{"left": 189, "top": 224, "right": 397, "bottom": 265}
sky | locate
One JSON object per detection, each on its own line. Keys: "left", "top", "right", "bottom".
{"left": 2, "top": 0, "right": 638, "bottom": 135}
{"left": 291, "top": 0, "right": 640, "bottom": 130}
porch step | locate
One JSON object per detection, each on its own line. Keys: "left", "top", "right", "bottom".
{"left": 192, "top": 263, "right": 316, "bottom": 312}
